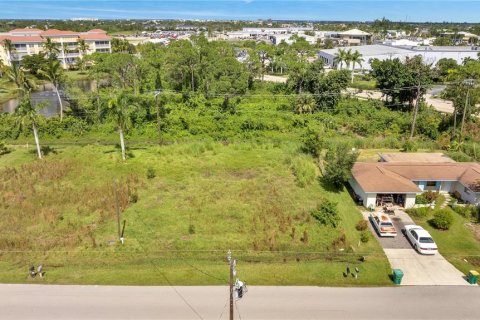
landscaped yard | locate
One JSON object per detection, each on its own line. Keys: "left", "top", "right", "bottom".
{"left": 0, "top": 142, "right": 391, "bottom": 285}
{"left": 410, "top": 206, "right": 480, "bottom": 275}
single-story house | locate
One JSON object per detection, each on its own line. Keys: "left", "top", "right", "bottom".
{"left": 349, "top": 154, "right": 480, "bottom": 209}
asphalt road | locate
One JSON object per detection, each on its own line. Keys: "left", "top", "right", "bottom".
{"left": 0, "top": 284, "right": 479, "bottom": 320}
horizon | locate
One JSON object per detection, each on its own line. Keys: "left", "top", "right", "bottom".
{"left": 1, "top": 1, "right": 480, "bottom": 23}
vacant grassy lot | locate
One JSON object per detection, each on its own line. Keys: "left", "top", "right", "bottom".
{"left": 412, "top": 208, "right": 480, "bottom": 275}
{"left": 0, "top": 142, "right": 391, "bottom": 285}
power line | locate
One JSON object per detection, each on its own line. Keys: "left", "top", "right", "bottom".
{"left": 128, "top": 219, "right": 205, "bottom": 320}
{"left": 218, "top": 298, "right": 229, "bottom": 320}
{"left": 235, "top": 300, "right": 242, "bottom": 320}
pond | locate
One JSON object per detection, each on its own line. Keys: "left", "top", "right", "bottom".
{"left": 1, "top": 80, "right": 97, "bottom": 117}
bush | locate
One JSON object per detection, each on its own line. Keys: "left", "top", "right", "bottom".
{"left": 0, "top": 141, "right": 11, "bottom": 156}
{"left": 146, "top": 167, "right": 156, "bottom": 179}
{"left": 188, "top": 224, "right": 196, "bottom": 235}
{"left": 430, "top": 209, "right": 454, "bottom": 230}
{"left": 415, "top": 194, "right": 429, "bottom": 205}
{"left": 311, "top": 199, "right": 340, "bottom": 228}
{"left": 355, "top": 219, "right": 368, "bottom": 231}
{"left": 451, "top": 205, "right": 479, "bottom": 220}
{"left": 423, "top": 191, "right": 439, "bottom": 203}
{"left": 406, "top": 207, "right": 431, "bottom": 218}
{"left": 322, "top": 144, "right": 359, "bottom": 190}
{"left": 401, "top": 140, "right": 418, "bottom": 152}
{"left": 360, "top": 230, "right": 370, "bottom": 243}
{"left": 290, "top": 156, "right": 317, "bottom": 187}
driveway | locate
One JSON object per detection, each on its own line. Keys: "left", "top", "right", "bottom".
{"left": 363, "top": 210, "right": 470, "bottom": 286}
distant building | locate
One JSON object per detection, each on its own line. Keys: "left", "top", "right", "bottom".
{"left": 271, "top": 33, "right": 316, "bottom": 45}
{"left": 318, "top": 44, "right": 480, "bottom": 70}
{"left": 0, "top": 28, "right": 111, "bottom": 68}
{"left": 334, "top": 29, "right": 372, "bottom": 46}
{"left": 438, "top": 31, "right": 479, "bottom": 45}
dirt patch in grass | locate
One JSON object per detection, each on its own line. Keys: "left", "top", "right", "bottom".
{"left": 465, "top": 222, "right": 480, "bottom": 242}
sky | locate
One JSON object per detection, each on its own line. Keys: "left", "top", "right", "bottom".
{"left": 0, "top": 0, "right": 479, "bottom": 22}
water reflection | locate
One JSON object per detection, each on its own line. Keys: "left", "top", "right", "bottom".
{"left": 1, "top": 80, "right": 97, "bottom": 117}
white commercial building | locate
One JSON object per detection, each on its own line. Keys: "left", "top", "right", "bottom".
{"left": 318, "top": 44, "right": 480, "bottom": 70}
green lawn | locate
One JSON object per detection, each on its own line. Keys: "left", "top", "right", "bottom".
{"left": 412, "top": 209, "right": 480, "bottom": 275}
{"left": 64, "top": 70, "right": 91, "bottom": 82}
{"left": 0, "top": 142, "right": 391, "bottom": 285}
{"left": 348, "top": 78, "right": 377, "bottom": 90}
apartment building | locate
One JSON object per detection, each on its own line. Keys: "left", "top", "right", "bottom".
{"left": 0, "top": 28, "right": 111, "bottom": 68}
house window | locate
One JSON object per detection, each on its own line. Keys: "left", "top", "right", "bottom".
{"left": 426, "top": 181, "right": 436, "bottom": 187}
{"left": 464, "top": 187, "right": 471, "bottom": 195}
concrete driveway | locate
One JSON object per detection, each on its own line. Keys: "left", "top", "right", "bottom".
{"left": 384, "top": 249, "right": 468, "bottom": 285}
{"left": 363, "top": 210, "right": 470, "bottom": 286}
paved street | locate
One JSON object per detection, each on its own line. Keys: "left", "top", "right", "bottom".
{"left": 0, "top": 284, "right": 479, "bottom": 320}
{"left": 346, "top": 88, "right": 456, "bottom": 114}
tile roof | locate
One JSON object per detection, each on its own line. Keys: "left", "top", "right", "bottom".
{"left": 41, "top": 29, "right": 80, "bottom": 37}
{"left": 0, "top": 35, "right": 45, "bottom": 43}
{"left": 352, "top": 162, "right": 480, "bottom": 193}
{"left": 352, "top": 163, "right": 421, "bottom": 193}
{"left": 79, "top": 33, "right": 111, "bottom": 41}
{"left": 87, "top": 29, "right": 107, "bottom": 34}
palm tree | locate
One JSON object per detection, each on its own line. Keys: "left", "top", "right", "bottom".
{"left": 39, "top": 59, "right": 65, "bottom": 120}
{"left": 0, "top": 58, "right": 5, "bottom": 77}
{"left": 5, "top": 64, "right": 35, "bottom": 94}
{"left": 349, "top": 50, "right": 364, "bottom": 83}
{"left": 334, "top": 49, "right": 347, "bottom": 70}
{"left": 78, "top": 39, "right": 90, "bottom": 57}
{"left": 344, "top": 49, "right": 353, "bottom": 70}
{"left": 2, "top": 39, "right": 16, "bottom": 65}
{"left": 104, "top": 91, "right": 135, "bottom": 161}
{"left": 14, "top": 93, "right": 43, "bottom": 159}
{"left": 294, "top": 94, "right": 316, "bottom": 114}
{"left": 43, "top": 37, "right": 60, "bottom": 58}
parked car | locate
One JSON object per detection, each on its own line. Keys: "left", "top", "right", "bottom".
{"left": 403, "top": 225, "right": 438, "bottom": 255}
{"left": 370, "top": 213, "right": 397, "bottom": 237}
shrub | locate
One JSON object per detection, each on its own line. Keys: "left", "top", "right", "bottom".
{"left": 451, "top": 191, "right": 462, "bottom": 200}
{"left": 290, "top": 156, "right": 317, "bottom": 187}
{"left": 423, "top": 191, "right": 439, "bottom": 203}
{"left": 406, "top": 207, "right": 431, "bottom": 218}
{"left": 311, "top": 199, "right": 340, "bottom": 228}
{"left": 322, "top": 144, "right": 359, "bottom": 190}
{"left": 0, "top": 141, "right": 11, "bottom": 156}
{"left": 188, "top": 224, "right": 196, "bottom": 235}
{"left": 430, "top": 209, "right": 454, "bottom": 230}
{"left": 355, "top": 219, "right": 368, "bottom": 231}
{"left": 146, "top": 167, "right": 156, "bottom": 179}
{"left": 415, "top": 194, "right": 429, "bottom": 205}
{"left": 401, "top": 140, "right": 418, "bottom": 152}
{"left": 360, "top": 230, "right": 370, "bottom": 243}
{"left": 451, "top": 205, "right": 479, "bottom": 220}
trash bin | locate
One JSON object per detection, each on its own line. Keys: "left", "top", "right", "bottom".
{"left": 467, "top": 270, "right": 479, "bottom": 285}
{"left": 392, "top": 269, "right": 404, "bottom": 285}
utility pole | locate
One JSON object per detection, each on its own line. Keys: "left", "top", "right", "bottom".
{"left": 228, "top": 249, "right": 234, "bottom": 320}
{"left": 226, "top": 249, "right": 247, "bottom": 320}
{"left": 409, "top": 83, "right": 421, "bottom": 139}
{"left": 460, "top": 79, "right": 475, "bottom": 140}
{"left": 113, "top": 179, "right": 121, "bottom": 241}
